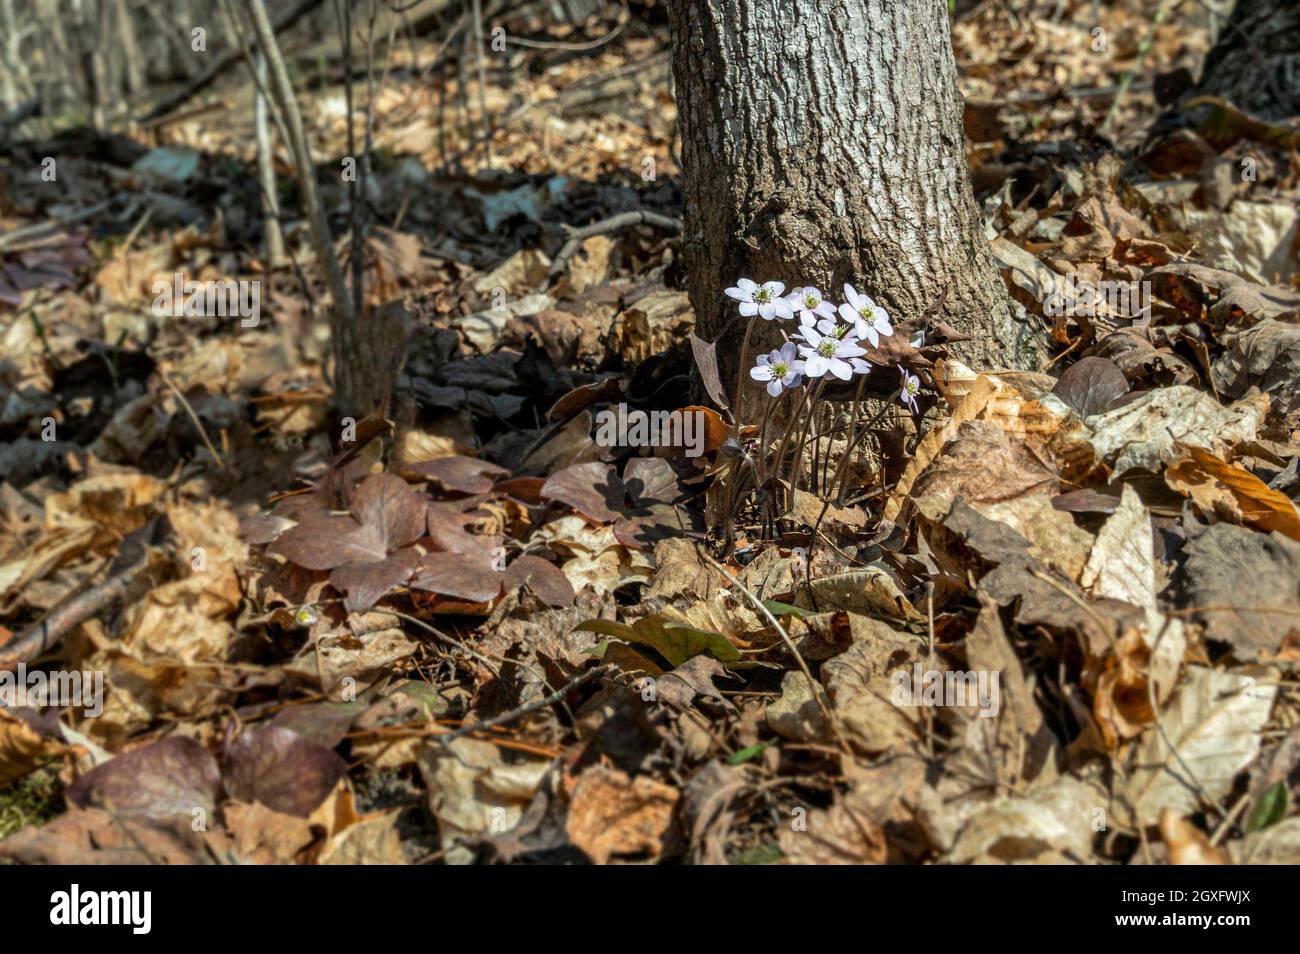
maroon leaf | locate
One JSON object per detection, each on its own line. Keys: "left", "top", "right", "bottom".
{"left": 493, "top": 476, "right": 546, "bottom": 502}
{"left": 350, "top": 473, "right": 427, "bottom": 551}
{"left": 614, "top": 503, "right": 692, "bottom": 550}
{"left": 410, "top": 547, "right": 502, "bottom": 603}
{"left": 223, "top": 725, "right": 347, "bottom": 818}
{"left": 547, "top": 377, "right": 623, "bottom": 421}
{"left": 66, "top": 737, "right": 222, "bottom": 822}
{"left": 613, "top": 458, "right": 697, "bottom": 549}
{"left": 541, "top": 461, "right": 626, "bottom": 523}
{"left": 1052, "top": 356, "right": 1130, "bottom": 418}
{"left": 623, "top": 457, "right": 684, "bottom": 505}
{"left": 269, "top": 702, "right": 366, "bottom": 750}
{"left": 269, "top": 513, "right": 386, "bottom": 569}
{"left": 1051, "top": 487, "right": 1123, "bottom": 514}
{"left": 329, "top": 546, "right": 420, "bottom": 612}
{"left": 690, "top": 333, "right": 730, "bottom": 412}
{"left": 238, "top": 513, "right": 295, "bottom": 545}
{"left": 503, "top": 554, "right": 575, "bottom": 607}
{"left": 407, "top": 455, "right": 508, "bottom": 495}
{"left": 270, "top": 473, "right": 426, "bottom": 571}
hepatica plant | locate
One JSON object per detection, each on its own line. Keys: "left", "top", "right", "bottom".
{"left": 717, "top": 278, "right": 921, "bottom": 542}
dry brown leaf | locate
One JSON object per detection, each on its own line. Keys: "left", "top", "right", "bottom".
{"left": 565, "top": 764, "right": 679, "bottom": 864}
{"left": 884, "top": 373, "right": 999, "bottom": 522}
{"left": 1159, "top": 809, "right": 1230, "bottom": 865}
{"left": 1166, "top": 446, "right": 1300, "bottom": 542}
{"left": 0, "top": 710, "right": 66, "bottom": 786}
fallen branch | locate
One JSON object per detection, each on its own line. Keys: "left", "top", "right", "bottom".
{"left": 1, "top": 524, "right": 157, "bottom": 672}
{"left": 548, "top": 210, "right": 682, "bottom": 280}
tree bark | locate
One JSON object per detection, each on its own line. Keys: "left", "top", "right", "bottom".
{"left": 666, "top": 0, "right": 1048, "bottom": 398}
{"left": 1195, "top": 0, "right": 1300, "bottom": 122}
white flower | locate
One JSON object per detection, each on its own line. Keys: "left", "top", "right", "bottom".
{"left": 750, "top": 343, "right": 804, "bottom": 397}
{"left": 837, "top": 284, "right": 893, "bottom": 347}
{"left": 787, "top": 286, "right": 837, "bottom": 325}
{"left": 900, "top": 368, "right": 921, "bottom": 414}
{"left": 797, "top": 325, "right": 868, "bottom": 382}
{"left": 793, "top": 313, "right": 839, "bottom": 342}
{"left": 725, "top": 278, "right": 794, "bottom": 320}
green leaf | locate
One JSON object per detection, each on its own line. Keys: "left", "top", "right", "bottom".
{"left": 762, "top": 600, "right": 814, "bottom": 619}
{"left": 733, "top": 843, "right": 783, "bottom": 865}
{"left": 574, "top": 615, "right": 740, "bottom": 667}
{"left": 727, "top": 743, "right": 770, "bottom": 765}
{"left": 1246, "top": 782, "right": 1289, "bottom": 833}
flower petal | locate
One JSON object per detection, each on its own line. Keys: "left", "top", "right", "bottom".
{"left": 724, "top": 287, "right": 748, "bottom": 301}
{"left": 772, "top": 298, "right": 794, "bottom": 320}
{"left": 767, "top": 379, "right": 783, "bottom": 397}
{"left": 737, "top": 278, "right": 757, "bottom": 292}
{"left": 739, "top": 301, "right": 759, "bottom": 317}
{"left": 829, "top": 359, "right": 853, "bottom": 381}
{"left": 758, "top": 301, "right": 775, "bottom": 320}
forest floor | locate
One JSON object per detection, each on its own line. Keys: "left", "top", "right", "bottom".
{"left": 1, "top": 1, "right": 1299, "bottom": 864}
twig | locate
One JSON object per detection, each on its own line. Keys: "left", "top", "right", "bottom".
{"left": 432, "top": 664, "right": 615, "bottom": 744}
{"left": 0, "top": 198, "right": 119, "bottom": 252}
{"left": 694, "top": 547, "right": 853, "bottom": 757}
{"left": 247, "top": 0, "right": 360, "bottom": 410}
{"left": 156, "top": 366, "right": 230, "bottom": 474}
{"left": 2, "top": 536, "right": 152, "bottom": 672}
{"left": 471, "top": 0, "right": 492, "bottom": 164}
{"left": 503, "top": 0, "right": 629, "bottom": 51}
{"left": 548, "top": 210, "right": 682, "bottom": 279}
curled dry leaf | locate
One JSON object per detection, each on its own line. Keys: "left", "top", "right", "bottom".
{"left": 565, "top": 764, "right": 680, "bottom": 865}
{"left": 1166, "top": 445, "right": 1300, "bottom": 541}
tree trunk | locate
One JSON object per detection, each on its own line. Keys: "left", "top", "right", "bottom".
{"left": 1195, "top": 0, "right": 1300, "bottom": 122}
{"left": 666, "top": 0, "right": 1048, "bottom": 400}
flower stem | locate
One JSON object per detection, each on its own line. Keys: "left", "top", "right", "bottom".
{"left": 731, "top": 314, "right": 759, "bottom": 429}
{"left": 786, "top": 378, "right": 826, "bottom": 513}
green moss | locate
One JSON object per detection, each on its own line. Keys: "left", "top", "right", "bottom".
{"left": 0, "top": 769, "right": 63, "bottom": 841}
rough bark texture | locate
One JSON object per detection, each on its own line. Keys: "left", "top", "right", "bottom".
{"left": 667, "top": 0, "right": 1048, "bottom": 396}
{"left": 1196, "top": 0, "right": 1300, "bottom": 122}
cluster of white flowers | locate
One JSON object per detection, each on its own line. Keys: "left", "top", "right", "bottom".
{"left": 725, "top": 278, "right": 920, "bottom": 411}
